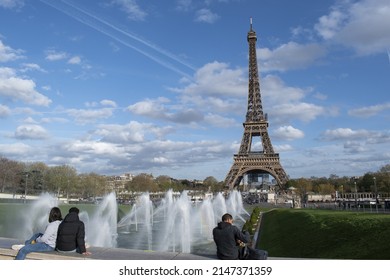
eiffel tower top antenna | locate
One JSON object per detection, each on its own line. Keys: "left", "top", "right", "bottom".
{"left": 246, "top": 17, "right": 264, "bottom": 123}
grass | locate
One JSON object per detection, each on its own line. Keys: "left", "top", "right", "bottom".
{"left": 257, "top": 208, "right": 390, "bottom": 259}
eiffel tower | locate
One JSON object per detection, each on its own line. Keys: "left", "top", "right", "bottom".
{"left": 225, "top": 19, "right": 288, "bottom": 190}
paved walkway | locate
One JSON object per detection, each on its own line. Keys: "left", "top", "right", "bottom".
{"left": 0, "top": 237, "right": 217, "bottom": 260}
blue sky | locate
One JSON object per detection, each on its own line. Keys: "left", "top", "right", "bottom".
{"left": 0, "top": 0, "right": 389, "bottom": 181}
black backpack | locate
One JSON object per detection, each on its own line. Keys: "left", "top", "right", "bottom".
{"left": 248, "top": 247, "right": 268, "bottom": 260}
{"left": 239, "top": 245, "right": 268, "bottom": 260}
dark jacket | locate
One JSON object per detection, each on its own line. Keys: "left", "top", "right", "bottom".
{"left": 56, "top": 212, "right": 86, "bottom": 253}
{"left": 212, "top": 221, "right": 249, "bottom": 260}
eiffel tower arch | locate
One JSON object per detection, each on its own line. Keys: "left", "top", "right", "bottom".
{"left": 225, "top": 19, "right": 288, "bottom": 190}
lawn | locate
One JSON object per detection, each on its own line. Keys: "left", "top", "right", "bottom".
{"left": 257, "top": 208, "right": 390, "bottom": 259}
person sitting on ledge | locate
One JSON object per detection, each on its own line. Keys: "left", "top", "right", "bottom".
{"left": 56, "top": 207, "right": 91, "bottom": 255}
{"left": 15, "top": 207, "right": 62, "bottom": 260}
{"left": 212, "top": 213, "right": 250, "bottom": 260}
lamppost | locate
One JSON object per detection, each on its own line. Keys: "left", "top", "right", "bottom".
{"left": 23, "top": 171, "right": 29, "bottom": 204}
{"left": 374, "top": 176, "right": 378, "bottom": 213}
{"left": 354, "top": 181, "right": 358, "bottom": 210}
{"left": 339, "top": 185, "right": 344, "bottom": 209}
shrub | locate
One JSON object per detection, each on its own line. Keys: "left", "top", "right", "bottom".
{"left": 242, "top": 206, "right": 261, "bottom": 235}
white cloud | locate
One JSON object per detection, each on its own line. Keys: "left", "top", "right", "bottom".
{"left": 94, "top": 121, "right": 173, "bottom": 144}
{"left": 344, "top": 141, "right": 369, "bottom": 153}
{"left": 0, "top": 67, "right": 52, "bottom": 106}
{"left": 348, "top": 102, "right": 390, "bottom": 117}
{"left": 66, "top": 108, "right": 114, "bottom": 124}
{"left": 68, "top": 56, "right": 81, "bottom": 65}
{"left": 14, "top": 124, "right": 49, "bottom": 140}
{"left": 259, "top": 42, "right": 326, "bottom": 72}
{"left": 152, "top": 156, "right": 170, "bottom": 164}
{"left": 100, "top": 99, "right": 117, "bottom": 107}
{"left": 63, "top": 139, "right": 126, "bottom": 156}
{"left": 45, "top": 50, "right": 68, "bottom": 61}
{"left": 273, "top": 126, "right": 305, "bottom": 141}
{"left": 315, "top": 0, "right": 390, "bottom": 55}
{"left": 43, "top": 134, "right": 232, "bottom": 177}
{"left": 204, "top": 113, "right": 237, "bottom": 128}
{"left": 19, "top": 63, "right": 46, "bottom": 73}
{"left": 272, "top": 102, "right": 325, "bottom": 123}
{"left": 274, "top": 144, "right": 294, "bottom": 152}
{"left": 321, "top": 128, "right": 371, "bottom": 141}
{"left": 127, "top": 98, "right": 168, "bottom": 118}
{"left": 262, "top": 75, "right": 307, "bottom": 103}
{"left": 168, "top": 63, "right": 327, "bottom": 127}
{"left": 0, "top": 40, "right": 24, "bottom": 62}
{"left": 315, "top": 9, "right": 347, "bottom": 40}
{"left": 254, "top": 75, "right": 328, "bottom": 124}
{"left": 175, "top": 0, "right": 192, "bottom": 11}
{"left": 0, "top": 104, "right": 10, "bottom": 118}
{"left": 112, "top": 0, "right": 147, "bottom": 21}
{"left": 41, "top": 117, "right": 69, "bottom": 124}
{"left": 171, "top": 61, "right": 246, "bottom": 97}
{"left": 0, "top": 142, "right": 30, "bottom": 156}
{"left": 0, "top": 0, "right": 24, "bottom": 9}
{"left": 127, "top": 97, "right": 204, "bottom": 124}
{"left": 22, "top": 116, "right": 38, "bottom": 124}
{"left": 195, "top": 8, "right": 219, "bottom": 23}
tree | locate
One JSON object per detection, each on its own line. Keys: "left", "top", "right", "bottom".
{"left": 379, "top": 164, "right": 390, "bottom": 173}
{"left": 45, "top": 165, "right": 77, "bottom": 197}
{"left": 203, "top": 176, "right": 219, "bottom": 192}
{"left": 18, "top": 162, "right": 49, "bottom": 196}
{"left": 29, "top": 162, "right": 49, "bottom": 193}
{"left": 0, "top": 157, "right": 24, "bottom": 193}
{"left": 126, "top": 173, "right": 157, "bottom": 193}
{"left": 315, "top": 183, "right": 335, "bottom": 195}
{"left": 77, "top": 172, "right": 107, "bottom": 198}
{"left": 155, "top": 175, "right": 172, "bottom": 192}
{"left": 289, "top": 178, "right": 313, "bottom": 204}
{"left": 360, "top": 173, "right": 375, "bottom": 192}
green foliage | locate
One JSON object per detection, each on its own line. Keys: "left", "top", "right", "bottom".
{"left": 125, "top": 173, "right": 158, "bottom": 192}
{"left": 257, "top": 209, "right": 390, "bottom": 259}
{"left": 242, "top": 206, "right": 261, "bottom": 235}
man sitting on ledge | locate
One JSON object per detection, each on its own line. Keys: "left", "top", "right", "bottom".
{"left": 212, "top": 213, "right": 249, "bottom": 260}
{"left": 56, "top": 207, "right": 91, "bottom": 255}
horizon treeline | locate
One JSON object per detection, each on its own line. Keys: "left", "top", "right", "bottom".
{"left": 0, "top": 156, "right": 389, "bottom": 199}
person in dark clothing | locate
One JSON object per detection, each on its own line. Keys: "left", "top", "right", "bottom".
{"left": 212, "top": 213, "right": 250, "bottom": 260}
{"left": 56, "top": 207, "right": 90, "bottom": 255}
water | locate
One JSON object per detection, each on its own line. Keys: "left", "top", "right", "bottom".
{"left": 3, "top": 190, "right": 249, "bottom": 255}
{"left": 18, "top": 193, "right": 59, "bottom": 239}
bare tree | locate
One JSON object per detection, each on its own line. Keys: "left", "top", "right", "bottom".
{"left": 0, "top": 157, "right": 24, "bottom": 194}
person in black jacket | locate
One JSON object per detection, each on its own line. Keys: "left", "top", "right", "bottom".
{"left": 56, "top": 207, "right": 90, "bottom": 255}
{"left": 212, "top": 213, "right": 249, "bottom": 260}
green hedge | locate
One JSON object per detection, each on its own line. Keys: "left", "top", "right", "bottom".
{"left": 242, "top": 206, "right": 261, "bottom": 235}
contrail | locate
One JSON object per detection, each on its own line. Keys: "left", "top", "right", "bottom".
{"left": 39, "top": 0, "right": 194, "bottom": 79}
{"left": 62, "top": 0, "right": 196, "bottom": 71}
{"left": 387, "top": 49, "right": 390, "bottom": 65}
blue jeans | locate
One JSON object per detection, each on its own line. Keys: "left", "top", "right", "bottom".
{"left": 15, "top": 233, "right": 54, "bottom": 260}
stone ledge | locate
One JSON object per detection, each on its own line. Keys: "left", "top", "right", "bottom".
{"left": 0, "top": 248, "right": 89, "bottom": 260}
{"left": 0, "top": 237, "right": 217, "bottom": 260}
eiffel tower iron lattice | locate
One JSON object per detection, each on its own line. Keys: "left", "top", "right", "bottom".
{"left": 225, "top": 19, "right": 288, "bottom": 190}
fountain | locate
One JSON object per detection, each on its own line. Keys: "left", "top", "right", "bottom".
{"left": 16, "top": 193, "right": 59, "bottom": 239}
{"left": 116, "top": 189, "right": 249, "bottom": 253}
{"left": 10, "top": 192, "right": 118, "bottom": 247}
{"left": 8, "top": 189, "right": 248, "bottom": 254}
{"left": 80, "top": 192, "right": 118, "bottom": 248}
